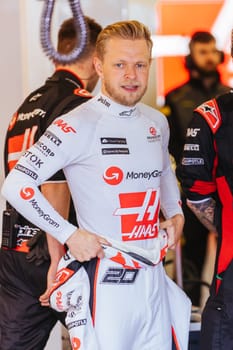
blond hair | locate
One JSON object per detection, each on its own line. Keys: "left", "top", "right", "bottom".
{"left": 96, "top": 20, "right": 153, "bottom": 60}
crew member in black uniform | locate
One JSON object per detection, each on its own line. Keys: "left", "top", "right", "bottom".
{"left": 162, "top": 31, "right": 230, "bottom": 305}
{"left": 0, "top": 16, "right": 102, "bottom": 350}
{"left": 177, "top": 88, "right": 233, "bottom": 349}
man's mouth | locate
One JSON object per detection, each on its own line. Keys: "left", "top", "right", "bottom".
{"left": 122, "top": 84, "right": 139, "bottom": 92}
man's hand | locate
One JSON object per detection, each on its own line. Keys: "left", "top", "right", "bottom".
{"left": 39, "top": 262, "right": 59, "bottom": 306}
{"left": 66, "top": 228, "right": 110, "bottom": 262}
{"left": 39, "top": 236, "right": 66, "bottom": 307}
{"left": 160, "top": 214, "right": 184, "bottom": 249}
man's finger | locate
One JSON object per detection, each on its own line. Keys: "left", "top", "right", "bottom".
{"left": 98, "top": 236, "right": 111, "bottom": 246}
{"left": 97, "top": 247, "right": 105, "bottom": 259}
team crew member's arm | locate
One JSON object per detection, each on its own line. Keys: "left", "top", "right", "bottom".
{"left": 187, "top": 197, "right": 217, "bottom": 233}
{"left": 1, "top": 119, "right": 109, "bottom": 261}
{"left": 176, "top": 112, "right": 217, "bottom": 232}
{"left": 159, "top": 115, "right": 184, "bottom": 248}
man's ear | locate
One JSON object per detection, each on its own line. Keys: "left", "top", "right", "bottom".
{"left": 93, "top": 56, "right": 103, "bottom": 78}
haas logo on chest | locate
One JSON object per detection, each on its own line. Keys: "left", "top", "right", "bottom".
{"left": 114, "top": 188, "right": 160, "bottom": 241}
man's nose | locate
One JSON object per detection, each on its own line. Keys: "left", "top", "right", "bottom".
{"left": 125, "top": 65, "right": 136, "bottom": 79}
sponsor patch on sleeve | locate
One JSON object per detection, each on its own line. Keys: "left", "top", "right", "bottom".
{"left": 195, "top": 99, "right": 221, "bottom": 134}
{"left": 73, "top": 88, "right": 92, "bottom": 98}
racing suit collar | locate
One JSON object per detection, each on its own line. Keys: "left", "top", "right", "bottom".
{"left": 94, "top": 93, "right": 139, "bottom": 118}
{"left": 54, "top": 68, "right": 85, "bottom": 89}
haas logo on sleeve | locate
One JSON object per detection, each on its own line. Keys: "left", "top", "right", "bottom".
{"left": 53, "top": 119, "right": 77, "bottom": 133}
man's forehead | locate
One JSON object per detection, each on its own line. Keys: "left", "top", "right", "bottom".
{"left": 105, "top": 38, "right": 150, "bottom": 55}
{"left": 193, "top": 41, "right": 216, "bottom": 50}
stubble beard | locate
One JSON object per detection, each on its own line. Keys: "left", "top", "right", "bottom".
{"left": 103, "top": 79, "right": 147, "bottom": 107}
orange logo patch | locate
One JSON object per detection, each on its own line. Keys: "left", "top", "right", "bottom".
{"left": 74, "top": 88, "right": 92, "bottom": 98}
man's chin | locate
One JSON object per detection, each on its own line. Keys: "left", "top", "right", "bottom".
{"left": 197, "top": 68, "right": 218, "bottom": 78}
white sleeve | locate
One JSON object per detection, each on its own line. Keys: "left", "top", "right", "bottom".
{"left": 159, "top": 117, "right": 183, "bottom": 219}
{"left": 1, "top": 122, "right": 78, "bottom": 244}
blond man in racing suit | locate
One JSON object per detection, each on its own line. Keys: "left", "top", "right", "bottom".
{"left": 2, "top": 20, "right": 191, "bottom": 350}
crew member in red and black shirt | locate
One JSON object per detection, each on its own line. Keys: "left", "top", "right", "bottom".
{"left": 177, "top": 88, "right": 233, "bottom": 349}
{"left": 163, "top": 31, "right": 230, "bottom": 306}
{"left": 0, "top": 16, "right": 102, "bottom": 350}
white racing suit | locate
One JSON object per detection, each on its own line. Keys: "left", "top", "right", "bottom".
{"left": 2, "top": 93, "right": 191, "bottom": 349}
{"left": 50, "top": 233, "right": 191, "bottom": 350}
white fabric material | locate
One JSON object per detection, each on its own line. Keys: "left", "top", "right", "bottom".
{"left": 50, "top": 253, "right": 99, "bottom": 350}
{"left": 50, "top": 251, "right": 191, "bottom": 350}
{"left": 103, "top": 229, "right": 168, "bottom": 267}
{"left": 166, "top": 275, "right": 192, "bottom": 350}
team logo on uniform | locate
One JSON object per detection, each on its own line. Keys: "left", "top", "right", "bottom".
{"left": 184, "top": 144, "right": 199, "bottom": 151}
{"left": 8, "top": 112, "right": 18, "bottom": 131}
{"left": 49, "top": 267, "right": 75, "bottom": 299}
{"left": 29, "top": 93, "right": 42, "bottom": 102}
{"left": 119, "top": 108, "right": 136, "bottom": 117}
{"left": 147, "top": 126, "right": 160, "bottom": 142}
{"left": 149, "top": 127, "right": 156, "bottom": 136}
{"left": 18, "top": 108, "right": 46, "bottom": 121}
{"left": 20, "top": 187, "right": 35, "bottom": 200}
{"left": 114, "top": 188, "right": 160, "bottom": 241}
{"left": 71, "top": 337, "right": 81, "bottom": 350}
{"left": 195, "top": 99, "right": 222, "bottom": 133}
{"left": 23, "top": 150, "right": 44, "bottom": 169}
{"left": 103, "top": 166, "right": 124, "bottom": 185}
{"left": 102, "top": 148, "right": 129, "bottom": 155}
{"left": 186, "top": 128, "right": 200, "bottom": 137}
{"left": 100, "top": 137, "right": 127, "bottom": 145}
{"left": 44, "top": 130, "right": 62, "bottom": 146}
{"left": 182, "top": 157, "right": 204, "bottom": 166}
{"left": 15, "top": 164, "right": 38, "bottom": 180}
{"left": 97, "top": 95, "right": 111, "bottom": 107}
{"left": 53, "top": 119, "right": 76, "bottom": 133}
{"left": 74, "top": 88, "right": 92, "bottom": 98}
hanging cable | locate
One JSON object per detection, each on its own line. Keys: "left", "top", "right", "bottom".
{"left": 40, "top": 0, "right": 87, "bottom": 64}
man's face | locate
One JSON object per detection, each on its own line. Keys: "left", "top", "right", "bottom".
{"left": 94, "top": 38, "right": 151, "bottom": 106}
{"left": 191, "top": 41, "right": 221, "bottom": 73}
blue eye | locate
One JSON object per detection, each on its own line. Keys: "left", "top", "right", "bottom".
{"left": 115, "top": 63, "right": 123, "bottom": 68}
{"left": 136, "top": 63, "right": 146, "bottom": 69}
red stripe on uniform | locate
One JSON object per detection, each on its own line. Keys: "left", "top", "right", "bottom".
{"left": 92, "top": 258, "right": 100, "bottom": 326}
{"left": 215, "top": 176, "right": 233, "bottom": 292}
{"left": 190, "top": 180, "right": 216, "bottom": 195}
{"left": 172, "top": 326, "right": 181, "bottom": 350}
